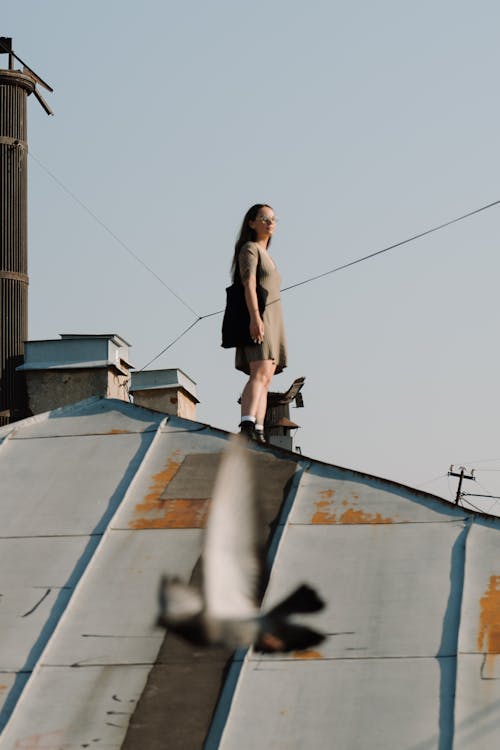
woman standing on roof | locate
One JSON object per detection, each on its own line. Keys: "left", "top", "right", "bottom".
{"left": 231, "top": 204, "right": 288, "bottom": 443}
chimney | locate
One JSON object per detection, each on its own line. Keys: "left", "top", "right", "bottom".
{"left": 17, "top": 334, "right": 132, "bottom": 414}
{"left": 130, "top": 368, "right": 199, "bottom": 419}
{"left": 0, "top": 38, "right": 53, "bottom": 425}
{"left": 265, "top": 376, "right": 305, "bottom": 452}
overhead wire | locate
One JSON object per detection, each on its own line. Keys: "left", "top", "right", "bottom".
{"left": 279, "top": 198, "right": 500, "bottom": 294}
{"left": 26, "top": 151, "right": 500, "bottom": 368}
{"left": 415, "top": 473, "right": 448, "bottom": 488}
{"left": 459, "top": 496, "right": 490, "bottom": 514}
{"left": 139, "top": 318, "right": 202, "bottom": 371}
{"left": 455, "top": 472, "right": 500, "bottom": 514}
{"left": 141, "top": 196, "right": 500, "bottom": 367}
{"left": 29, "top": 151, "right": 201, "bottom": 318}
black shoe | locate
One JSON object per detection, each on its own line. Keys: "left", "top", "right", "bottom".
{"left": 239, "top": 421, "right": 256, "bottom": 440}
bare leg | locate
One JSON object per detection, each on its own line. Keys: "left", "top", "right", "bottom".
{"left": 240, "top": 360, "right": 276, "bottom": 424}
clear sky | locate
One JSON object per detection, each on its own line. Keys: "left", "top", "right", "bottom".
{"left": 4, "top": 1, "right": 500, "bottom": 511}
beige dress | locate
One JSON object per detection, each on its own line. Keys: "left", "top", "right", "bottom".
{"left": 235, "top": 241, "right": 288, "bottom": 375}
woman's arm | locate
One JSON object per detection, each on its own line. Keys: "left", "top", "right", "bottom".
{"left": 242, "top": 275, "right": 264, "bottom": 344}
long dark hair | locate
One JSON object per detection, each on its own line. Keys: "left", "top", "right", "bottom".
{"left": 231, "top": 203, "right": 273, "bottom": 280}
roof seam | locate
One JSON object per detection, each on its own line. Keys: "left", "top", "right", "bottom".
{"left": 288, "top": 519, "right": 470, "bottom": 526}
{"left": 247, "top": 653, "right": 460, "bottom": 663}
{"left": 206, "top": 460, "right": 306, "bottom": 748}
{"left": 8, "top": 429, "right": 158, "bottom": 440}
{"left": 444, "top": 517, "right": 473, "bottom": 744}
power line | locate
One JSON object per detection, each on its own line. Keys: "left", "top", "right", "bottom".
{"left": 415, "top": 473, "right": 448, "bottom": 489}
{"left": 462, "top": 493, "right": 500, "bottom": 500}
{"left": 27, "top": 151, "right": 500, "bottom": 368}
{"left": 29, "top": 151, "right": 201, "bottom": 318}
{"left": 138, "top": 317, "right": 202, "bottom": 371}
{"left": 280, "top": 198, "right": 500, "bottom": 294}
{"left": 142, "top": 196, "right": 500, "bottom": 367}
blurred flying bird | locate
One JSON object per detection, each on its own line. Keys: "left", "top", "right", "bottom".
{"left": 157, "top": 435, "right": 325, "bottom": 652}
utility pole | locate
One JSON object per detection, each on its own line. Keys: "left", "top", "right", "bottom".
{"left": 448, "top": 465, "right": 475, "bottom": 505}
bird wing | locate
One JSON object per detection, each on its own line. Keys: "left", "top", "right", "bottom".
{"left": 203, "top": 436, "right": 260, "bottom": 620}
{"left": 158, "top": 576, "right": 203, "bottom": 624}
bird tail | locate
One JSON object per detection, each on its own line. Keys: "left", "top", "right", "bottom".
{"left": 266, "top": 584, "right": 325, "bottom": 618}
{"left": 255, "top": 621, "right": 325, "bottom": 653}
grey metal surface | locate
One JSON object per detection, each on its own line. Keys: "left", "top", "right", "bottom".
{"left": 218, "top": 658, "right": 450, "bottom": 750}
{"left": 0, "top": 666, "right": 151, "bottom": 748}
{"left": 18, "top": 334, "right": 132, "bottom": 372}
{"left": 213, "top": 456, "right": 500, "bottom": 750}
{"left": 0, "top": 395, "right": 163, "bottom": 438}
{"left": 256, "top": 521, "right": 466, "bottom": 660}
{"left": 0, "top": 536, "right": 87, "bottom": 670}
{"left": 453, "top": 655, "right": 500, "bottom": 749}
{"left": 2, "top": 394, "right": 500, "bottom": 749}
{"left": 40, "top": 529, "right": 201, "bottom": 668}
{"left": 288, "top": 459, "right": 467, "bottom": 525}
{"left": 452, "top": 521, "right": 500, "bottom": 749}
{"left": 130, "top": 367, "right": 198, "bottom": 401}
{"left": 0, "top": 398, "right": 222, "bottom": 745}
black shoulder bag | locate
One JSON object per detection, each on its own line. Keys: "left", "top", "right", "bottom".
{"left": 221, "top": 255, "right": 267, "bottom": 349}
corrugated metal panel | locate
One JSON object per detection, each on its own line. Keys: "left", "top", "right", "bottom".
{"left": 257, "top": 521, "right": 466, "bottom": 660}
{"left": 288, "top": 460, "right": 467, "bottom": 525}
{"left": 0, "top": 433, "right": 154, "bottom": 536}
{"left": 40, "top": 530, "right": 201, "bottom": 668}
{"left": 0, "top": 537, "right": 87, "bottom": 670}
{"left": 18, "top": 335, "right": 131, "bottom": 372}
{"left": 0, "top": 399, "right": 233, "bottom": 746}
{"left": 211, "top": 458, "right": 500, "bottom": 750}
{"left": 452, "top": 521, "right": 500, "bottom": 749}
{"left": 130, "top": 367, "right": 198, "bottom": 400}
{"left": 2, "top": 395, "right": 500, "bottom": 749}
{"left": 0, "top": 665, "right": 151, "bottom": 748}
{"left": 217, "top": 658, "right": 449, "bottom": 750}
{"left": 0, "top": 395, "right": 163, "bottom": 439}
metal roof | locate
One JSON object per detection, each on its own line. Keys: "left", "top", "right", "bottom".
{"left": 17, "top": 334, "right": 133, "bottom": 372}
{"left": 1, "top": 397, "right": 499, "bottom": 749}
{"left": 130, "top": 368, "right": 199, "bottom": 402}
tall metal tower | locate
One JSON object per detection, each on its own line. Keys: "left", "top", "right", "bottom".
{"left": 0, "top": 37, "right": 52, "bottom": 425}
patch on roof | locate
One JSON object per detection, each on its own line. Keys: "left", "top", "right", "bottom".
{"left": 129, "top": 452, "right": 221, "bottom": 529}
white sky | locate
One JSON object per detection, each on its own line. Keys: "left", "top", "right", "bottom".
{"left": 4, "top": 1, "right": 500, "bottom": 511}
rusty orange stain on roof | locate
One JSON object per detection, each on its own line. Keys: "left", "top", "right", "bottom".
{"left": 311, "top": 499, "right": 337, "bottom": 524}
{"left": 311, "top": 499, "right": 393, "bottom": 525}
{"left": 319, "top": 489, "right": 335, "bottom": 498}
{"left": 477, "top": 575, "right": 500, "bottom": 654}
{"left": 293, "top": 649, "right": 323, "bottom": 659}
{"left": 107, "top": 429, "right": 131, "bottom": 434}
{"left": 15, "top": 730, "right": 65, "bottom": 747}
{"left": 338, "top": 507, "right": 393, "bottom": 524}
{"left": 131, "top": 498, "right": 210, "bottom": 529}
{"left": 129, "top": 451, "right": 212, "bottom": 528}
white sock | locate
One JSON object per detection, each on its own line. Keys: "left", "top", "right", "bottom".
{"left": 255, "top": 424, "right": 264, "bottom": 431}
{"left": 241, "top": 415, "right": 256, "bottom": 423}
